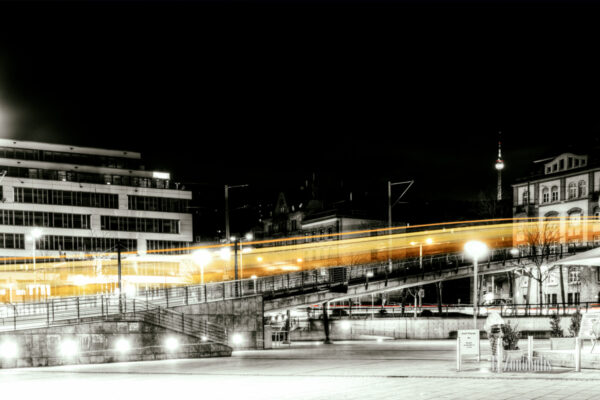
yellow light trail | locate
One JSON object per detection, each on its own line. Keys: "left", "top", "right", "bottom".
{"left": 0, "top": 216, "right": 598, "bottom": 302}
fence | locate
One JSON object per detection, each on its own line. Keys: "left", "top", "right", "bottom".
{"left": 1, "top": 241, "right": 599, "bottom": 338}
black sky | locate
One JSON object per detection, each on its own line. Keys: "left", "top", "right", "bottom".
{"left": 1, "top": 1, "right": 600, "bottom": 213}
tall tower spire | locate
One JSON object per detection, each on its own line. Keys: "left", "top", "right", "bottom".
{"left": 494, "top": 132, "right": 505, "bottom": 201}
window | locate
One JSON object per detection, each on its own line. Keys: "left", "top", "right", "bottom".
{"left": 559, "top": 159, "right": 564, "bottom": 170}
{"left": 568, "top": 292, "right": 580, "bottom": 305}
{"left": 542, "top": 187, "right": 549, "bottom": 203}
{"left": 578, "top": 180, "right": 587, "bottom": 197}
{"left": 551, "top": 186, "right": 559, "bottom": 202}
{"left": 568, "top": 267, "right": 580, "bottom": 284}
{"left": 523, "top": 190, "right": 529, "bottom": 204}
{"left": 568, "top": 182, "right": 577, "bottom": 199}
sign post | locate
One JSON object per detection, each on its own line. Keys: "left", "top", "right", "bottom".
{"left": 457, "top": 329, "right": 480, "bottom": 371}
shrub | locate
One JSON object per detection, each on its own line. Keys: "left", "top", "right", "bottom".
{"left": 550, "top": 313, "right": 563, "bottom": 338}
{"left": 569, "top": 309, "right": 582, "bottom": 337}
{"left": 502, "top": 321, "right": 520, "bottom": 350}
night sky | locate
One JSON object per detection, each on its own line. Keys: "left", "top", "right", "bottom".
{"left": 1, "top": 1, "right": 600, "bottom": 233}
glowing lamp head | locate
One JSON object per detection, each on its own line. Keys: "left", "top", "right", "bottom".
{"left": 219, "top": 247, "right": 231, "bottom": 260}
{"left": 192, "top": 249, "right": 212, "bottom": 266}
{"left": 31, "top": 228, "right": 43, "bottom": 239}
{"left": 464, "top": 240, "right": 488, "bottom": 260}
{"left": 510, "top": 248, "right": 520, "bottom": 256}
{"left": 425, "top": 238, "right": 433, "bottom": 245}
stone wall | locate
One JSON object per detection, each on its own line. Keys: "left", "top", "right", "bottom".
{"left": 171, "top": 295, "right": 264, "bottom": 350}
{"left": 0, "top": 318, "right": 231, "bottom": 369}
{"left": 290, "top": 316, "right": 574, "bottom": 341}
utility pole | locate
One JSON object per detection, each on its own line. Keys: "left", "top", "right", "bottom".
{"left": 388, "top": 180, "right": 414, "bottom": 271}
{"left": 224, "top": 184, "right": 248, "bottom": 242}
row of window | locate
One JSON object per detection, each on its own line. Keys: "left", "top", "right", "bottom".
{"left": 0, "top": 146, "right": 140, "bottom": 169}
{"left": 14, "top": 187, "right": 118, "bottom": 209}
{"left": 545, "top": 293, "right": 581, "bottom": 305}
{"left": 33, "top": 235, "right": 137, "bottom": 252}
{"left": 523, "top": 180, "right": 588, "bottom": 204}
{"left": 545, "top": 156, "right": 587, "bottom": 174}
{"left": 100, "top": 216, "right": 179, "bottom": 234}
{"left": 0, "top": 233, "right": 25, "bottom": 249}
{"left": 0, "top": 209, "right": 91, "bottom": 229}
{"left": 146, "top": 240, "right": 192, "bottom": 254}
{"left": 1, "top": 165, "right": 170, "bottom": 189}
{"left": 128, "top": 195, "right": 189, "bottom": 213}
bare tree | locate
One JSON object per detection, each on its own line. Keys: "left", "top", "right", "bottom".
{"left": 518, "top": 219, "right": 560, "bottom": 312}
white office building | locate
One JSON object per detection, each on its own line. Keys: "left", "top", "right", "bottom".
{"left": 0, "top": 138, "right": 193, "bottom": 261}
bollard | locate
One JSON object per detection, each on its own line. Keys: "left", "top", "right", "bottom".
{"left": 456, "top": 337, "right": 461, "bottom": 371}
{"left": 575, "top": 337, "right": 581, "bottom": 372}
{"left": 497, "top": 339, "right": 503, "bottom": 373}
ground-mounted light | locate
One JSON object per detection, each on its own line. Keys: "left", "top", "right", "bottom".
{"left": 60, "top": 339, "right": 79, "bottom": 358}
{"left": 510, "top": 248, "right": 520, "bottom": 257}
{"left": 115, "top": 338, "right": 131, "bottom": 354}
{"left": 164, "top": 337, "right": 179, "bottom": 352}
{"left": 0, "top": 340, "right": 18, "bottom": 359}
{"left": 366, "top": 271, "right": 374, "bottom": 278}
{"left": 377, "top": 338, "right": 384, "bottom": 343}
{"left": 232, "top": 333, "right": 243, "bottom": 345}
{"left": 340, "top": 320, "right": 352, "bottom": 330}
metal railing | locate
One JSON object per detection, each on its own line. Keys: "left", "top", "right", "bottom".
{"left": 1, "top": 241, "right": 598, "bottom": 337}
{"left": 0, "top": 294, "right": 227, "bottom": 345}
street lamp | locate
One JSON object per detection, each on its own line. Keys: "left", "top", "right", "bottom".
{"left": 464, "top": 240, "right": 488, "bottom": 329}
{"left": 410, "top": 237, "right": 433, "bottom": 269}
{"left": 27, "top": 228, "right": 43, "bottom": 300}
{"left": 192, "top": 249, "right": 212, "bottom": 285}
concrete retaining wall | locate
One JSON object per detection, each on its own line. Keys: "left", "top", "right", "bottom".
{"left": 172, "top": 295, "right": 264, "bottom": 350}
{"left": 291, "top": 316, "right": 572, "bottom": 341}
{"left": 0, "top": 318, "right": 232, "bottom": 369}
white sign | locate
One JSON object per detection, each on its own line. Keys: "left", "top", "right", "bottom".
{"left": 458, "top": 329, "right": 480, "bottom": 356}
{"left": 579, "top": 312, "right": 600, "bottom": 340}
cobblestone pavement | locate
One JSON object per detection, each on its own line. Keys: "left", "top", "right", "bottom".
{"left": 2, "top": 340, "right": 600, "bottom": 400}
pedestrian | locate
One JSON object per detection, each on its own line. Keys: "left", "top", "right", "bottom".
{"left": 484, "top": 312, "right": 505, "bottom": 358}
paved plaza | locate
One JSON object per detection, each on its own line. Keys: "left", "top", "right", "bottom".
{"left": 2, "top": 340, "right": 600, "bottom": 399}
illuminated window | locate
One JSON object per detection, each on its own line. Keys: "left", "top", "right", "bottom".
{"left": 568, "top": 267, "right": 580, "bottom": 284}
{"left": 568, "top": 182, "right": 577, "bottom": 199}
{"left": 551, "top": 186, "right": 559, "bottom": 202}
{"left": 542, "top": 187, "right": 549, "bottom": 203}
{"left": 578, "top": 180, "right": 586, "bottom": 197}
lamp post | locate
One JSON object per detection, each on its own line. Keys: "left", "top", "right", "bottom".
{"left": 464, "top": 240, "right": 488, "bottom": 329}
{"left": 27, "top": 228, "right": 43, "bottom": 300}
{"left": 192, "top": 249, "right": 212, "bottom": 285}
{"left": 410, "top": 237, "right": 433, "bottom": 269}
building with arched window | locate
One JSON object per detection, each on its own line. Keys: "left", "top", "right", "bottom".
{"left": 512, "top": 151, "right": 600, "bottom": 245}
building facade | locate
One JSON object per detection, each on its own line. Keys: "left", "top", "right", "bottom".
{"left": 481, "top": 151, "right": 600, "bottom": 306}
{"left": 0, "top": 139, "right": 193, "bottom": 298}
